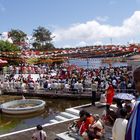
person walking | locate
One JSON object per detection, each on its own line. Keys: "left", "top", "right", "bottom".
{"left": 32, "top": 125, "right": 47, "bottom": 140}
{"left": 91, "top": 79, "right": 98, "bottom": 106}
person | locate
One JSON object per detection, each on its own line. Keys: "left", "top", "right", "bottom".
{"left": 115, "top": 99, "right": 123, "bottom": 117}
{"left": 112, "top": 108, "right": 128, "bottom": 140}
{"left": 76, "top": 110, "right": 94, "bottom": 136}
{"left": 32, "top": 125, "right": 47, "bottom": 140}
{"left": 125, "top": 104, "right": 133, "bottom": 120}
{"left": 85, "top": 114, "right": 104, "bottom": 140}
{"left": 68, "top": 110, "right": 94, "bottom": 138}
{"left": 43, "top": 80, "right": 48, "bottom": 92}
{"left": 125, "top": 66, "right": 140, "bottom": 140}
{"left": 91, "top": 79, "right": 98, "bottom": 106}
{"left": 106, "top": 82, "right": 115, "bottom": 111}
{"left": 101, "top": 108, "right": 117, "bottom": 126}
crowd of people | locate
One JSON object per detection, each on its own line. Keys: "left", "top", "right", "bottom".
{"left": 1, "top": 63, "right": 140, "bottom": 140}
{"left": 66, "top": 97, "right": 136, "bottom": 140}
{"left": 65, "top": 66, "right": 140, "bottom": 140}
{"left": 0, "top": 64, "right": 136, "bottom": 96}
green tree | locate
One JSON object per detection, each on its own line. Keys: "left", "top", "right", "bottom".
{"left": 32, "top": 26, "right": 55, "bottom": 50}
{"left": 36, "top": 43, "right": 55, "bottom": 51}
{"left": 9, "top": 29, "right": 27, "bottom": 45}
{"left": 0, "top": 40, "right": 20, "bottom": 51}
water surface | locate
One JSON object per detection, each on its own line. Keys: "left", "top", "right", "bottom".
{"left": 0, "top": 95, "right": 90, "bottom": 135}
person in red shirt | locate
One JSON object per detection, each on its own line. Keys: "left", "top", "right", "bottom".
{"left": 76, "top": 110, "right": 94, "bottom": 136}
{"left": 106, "top": 82, "right": 115, "bottom": 111}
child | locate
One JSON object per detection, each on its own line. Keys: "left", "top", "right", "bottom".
{"left": 32, "top": 125, "right": 47, "bottom": 140}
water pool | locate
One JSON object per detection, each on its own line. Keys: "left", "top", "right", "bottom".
{"left": 0, "top": 95, "right": 90, "bottom": 135}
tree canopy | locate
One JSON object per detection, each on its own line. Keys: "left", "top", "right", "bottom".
{"left": 0, "top": 27, "right": 55, "bottom": 51}
{"left": 32, "top": 26, "right": 55, "bottom": 50}
{"left": 0, "top": 40, "right": 20, "bottom": 52}
{"left": 8, "top": 29, "right": 27, "bottom": 46}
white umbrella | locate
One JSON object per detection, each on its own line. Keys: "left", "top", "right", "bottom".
{"left": 114, "top": 93, "right": 135, "bottom": 100}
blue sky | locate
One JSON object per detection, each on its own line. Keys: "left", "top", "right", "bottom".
{"left": 1, "top": 0, "right": 140, "bottom": 48}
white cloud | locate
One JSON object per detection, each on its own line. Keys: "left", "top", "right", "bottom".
{"left": 53, "top": 11, "right": 140, "bottom": 43}
{"left": 96, "top": 16, "right": 109, "bottom": 22}
{"left": 57, "top": 41, "right": 88, "bottom": 48}
{"left": 1, "top": 32, "right": 8, "bottom": 40}
{"left": 61, "top": 44, "right": 74, "bottom": 48}
{"left": 93, "top": 41, "right": 103, "bottom": 46}
{"left": 60, "top": 41, "right": 103, "bottom": 48}
{"left": 76, "top": 41, "right": 88, "bottom": 47}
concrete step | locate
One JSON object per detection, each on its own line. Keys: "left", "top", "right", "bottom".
{"left": 65, "top": 108, "right": 79, "bottom": 116}
{"left": 60, "top": 112, "right": 78, "bottom": 119}
{"left": 50, "top": 119, "right": 59, "bottom": 123}
{"left": 95, "top": 102, "right": 117, "bottom": 109}
{"left": 55, "top": 115, "right": 68, "bottom": 121}
{"left": 95, "top": 102, "right": 106, "bottom": 107}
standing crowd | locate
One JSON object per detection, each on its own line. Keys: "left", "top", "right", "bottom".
{"left": 0, "top": 64, "right": 136, "bottom": 96}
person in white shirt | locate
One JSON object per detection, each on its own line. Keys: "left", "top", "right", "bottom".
{"left": 32, "top": 125, "right": 47, "bottom": 140}
{"left": 77, "top": 81, "right": 83, "bottom": 94}
{"left": 64, "top": 83, "right": 70, "bottom": 92}
{"left": 112, "top": 108, "right": 128, "bottom": 140}
{"left": 74, "top": 81, "right": 79, "bottom": 92}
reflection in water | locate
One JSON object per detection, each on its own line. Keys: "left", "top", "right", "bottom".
{"left": 0, "top": 118, "right": 20, "bottom": 133}
{"left": 0, "top": 95, "right": 90, "bottom": 135}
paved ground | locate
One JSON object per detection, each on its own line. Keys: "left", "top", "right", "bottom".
{"left": 0, "top": 104, "right": 112, "bottom": 140}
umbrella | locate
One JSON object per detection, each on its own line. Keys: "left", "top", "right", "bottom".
{"left": 114, "top": 93, "right": 135, "bottom": 100}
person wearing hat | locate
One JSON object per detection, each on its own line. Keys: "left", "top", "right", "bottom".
{"left": 32, "top": 125, "right": 47, "bottom": 140}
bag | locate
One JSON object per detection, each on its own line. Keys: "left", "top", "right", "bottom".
{"left": 100, "top": 94, "right": 106, "bottom": 103}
